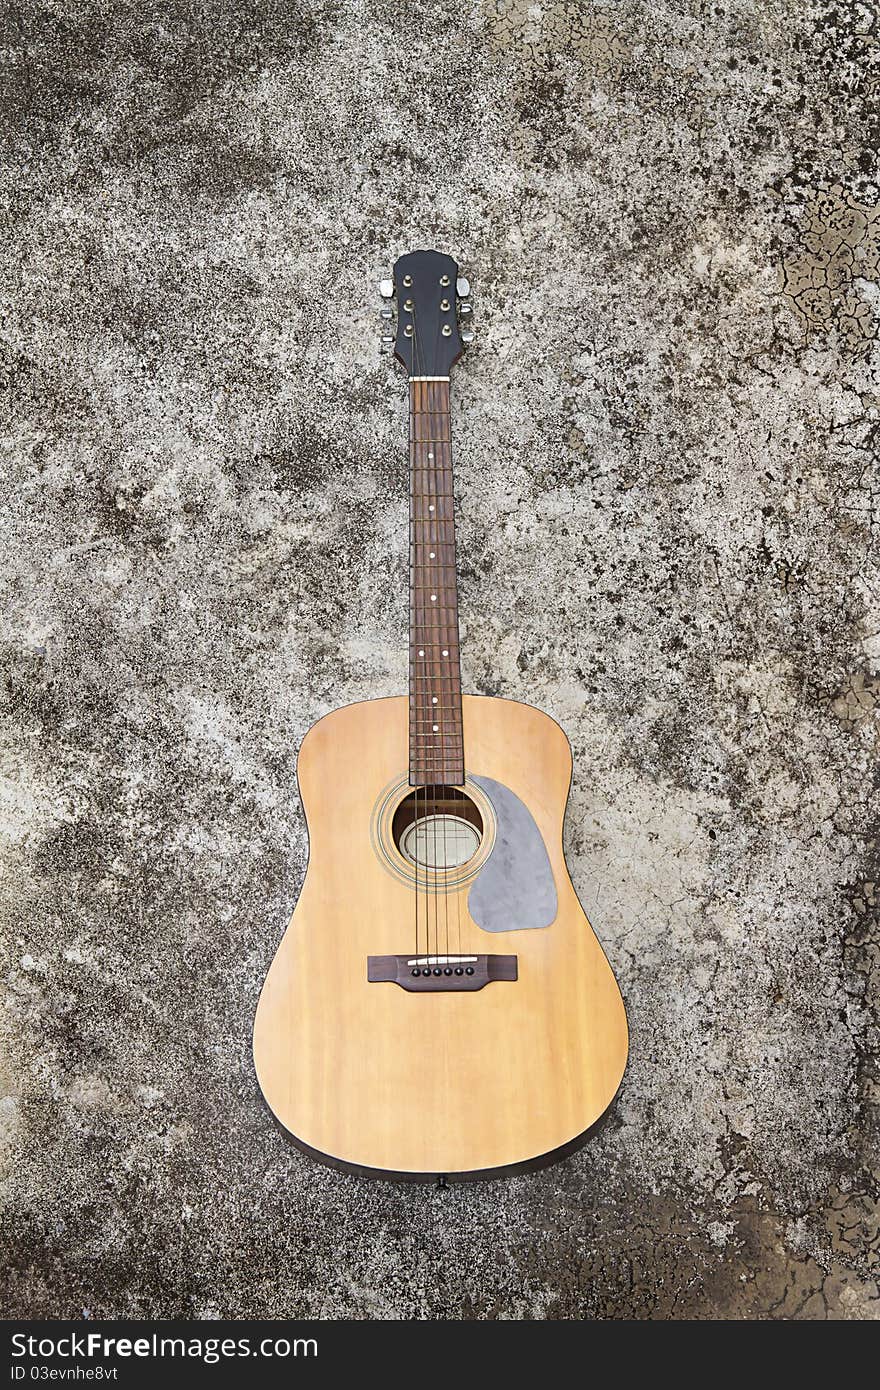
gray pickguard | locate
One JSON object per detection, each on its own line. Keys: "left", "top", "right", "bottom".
{"left": 468, "top": 775, "right": 557, "bottom": 932}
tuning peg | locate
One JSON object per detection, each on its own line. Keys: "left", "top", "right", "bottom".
{"left": 458, "top": 302, "right": 473, "bottom": 317}
{"left": 379, "top": 307, "right": 393, "bottom": 320}
{"left": 461, "top": 328, "right": 474, "bottom": 345}
{"left": 379, "top": 279, "right": 394, "bottom": 299}
{"left": 456, "top": 276, "right": 470, "bottom": 299}
{"left": 380, "top": 334, "right": 395, "bottom": 352}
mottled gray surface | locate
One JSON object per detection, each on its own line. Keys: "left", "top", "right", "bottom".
{"left": 1, "top": 0, "right": 878, "bottom": 1320}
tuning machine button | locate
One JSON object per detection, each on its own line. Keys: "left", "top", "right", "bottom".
{"left": 460, "top": 328, "right": 474, "bottom": 345}
{"left": 379, "top": 278, "right": 394, "bottom": 299}
{"left": 458, "top": 302, "right": 473, "bottom": 317}
{"left": 456, "top": 276, "right": 470, "bottom": 299}
{"left": 380, "top": 334, "right": 394, "bottom": 353}
{"left": 379, "top": 307, "right": 393, "bottom": 320}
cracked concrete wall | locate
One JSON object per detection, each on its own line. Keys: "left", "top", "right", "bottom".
{"left": 1, "top": 0, "right": 878, "bottom": 1319}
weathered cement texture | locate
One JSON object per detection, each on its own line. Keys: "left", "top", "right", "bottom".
{"left": 1, "top": 0, "right": 878, "bottom": 1319}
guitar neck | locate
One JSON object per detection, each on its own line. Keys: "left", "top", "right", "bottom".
{"left": 409, "top": 377, "right": 464, "bottom": 786}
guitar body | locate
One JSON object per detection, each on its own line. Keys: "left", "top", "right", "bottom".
{"left": 253, "top": 693, "right": 628, "bottom": 1180}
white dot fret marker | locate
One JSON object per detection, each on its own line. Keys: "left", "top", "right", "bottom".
{"left": 432, "top": 724, "right": 439, "bottom": 732}
{"left": 432, "top": 697, "right": 438, "bottom": 704}
{"left": 428, "top": 504, "right": 434, "bottom": 512}
{"left": 418, "top": 650, "right": 424, "bottom": 657}
{"left": 429, "top": 551, "right": 435, "bottom": 559}
{"left": 427, "top": 452, "right": 434, "bottom": 459}
{"left": 442, "top": 649, "right": 449, "bottom": 656}
{"left": 431, "top": 594, "right": 437, "bottom": 602}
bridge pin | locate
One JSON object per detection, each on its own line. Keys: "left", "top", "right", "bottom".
{"left": 465, "top": 966, "right": 475, "bottom": 975}
{"left": 433, "top": 968, "right": 442, "bottom": 976}
{"left": 455, "top": 967, "right": 464, "bottom": 975}
{"left": 444, "top": 967, "right": 453, "bottom": 975}
{"left": 412, "top": 968, "right": 421, "bottom": 976}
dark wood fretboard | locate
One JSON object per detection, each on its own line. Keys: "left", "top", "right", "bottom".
{"left": 409, "top": 378, "right": 464, "bottom": 786}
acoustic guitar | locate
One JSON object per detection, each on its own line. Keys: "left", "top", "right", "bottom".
{"left": 253, "top": 249, "right": 628, "bottom": 1180}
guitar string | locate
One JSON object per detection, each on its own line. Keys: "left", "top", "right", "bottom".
{"left": 431, "top": 355, "right": 462, "bottom": 960}
{"left": 428, "top": 303, "right": 452, "bottom": 967}
{"left": 425, "top": 327, "right": 442, "bottom": 964}
{"left": 426, "top": 323, "right": 448, "bottom": 962}
{"left": 439, "top": 365, "right": 463, "bottom": 963}
{"left": 410, "top": 303, "right": 435, "bottom": 963}
{"left": 456, "top": 417, "right": 465, "bottom": 962}
{"left": 442, "top": 380, "right": 451, "bottom": 966}
{"left": 409, "top": 366, "right": 420, "bottom": 965}
{"left": 410, "top": 316, "right": 425, "bottom": 962}
{"left": 439, "top": 384, "right": 451, "bottom": 966}
{"left": 421, "top": 316, "right": 442, "bottom": 964}
{"left": 407, "top": 310, "right": 420, "bottom": 962}
{"left": 428, "top": 329, "right": 459, "bottom": 962}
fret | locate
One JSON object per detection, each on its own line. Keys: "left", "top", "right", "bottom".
{"left": 409, "top": 750, "right": 463, "bottom": 756}
{"left": 410, "top": 773, "right": 465, "bottom": 778}
{"left": 409, "top": 733, "right": 463, "bottom": 739}
{"left": 410, "top": 739, "right": 463, "bottom": 745}
{"left": 409, "top": 718, "right": 464, "bottom": 726}
{"left": 410, "top": 763, "right": 465, "bottom": 770}
{"left": 409, "top": 747, "right": 464, "bottom": 754}
{"left": 409, "top": 716, "right": 462, "bottom": 722}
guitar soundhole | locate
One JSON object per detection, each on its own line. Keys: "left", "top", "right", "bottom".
{"left": 392, "top": 787, "right": 483, "bottom": 870}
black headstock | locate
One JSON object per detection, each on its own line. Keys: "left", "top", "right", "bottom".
{"left": 379, "top": 249, "right": 473, "bottom": 377}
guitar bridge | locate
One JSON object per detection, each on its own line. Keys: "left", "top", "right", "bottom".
{"left": 367, "top": 954, "right": 517, "bottom": 992}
